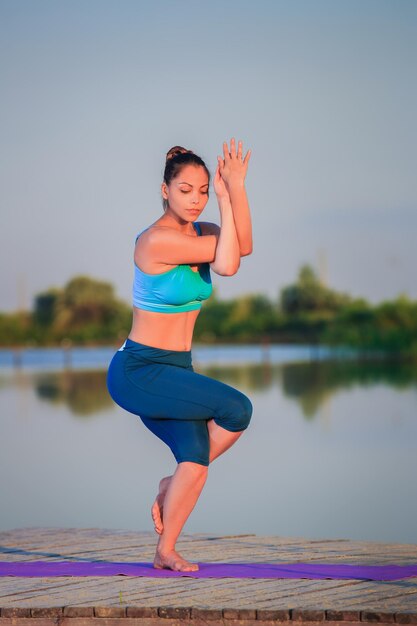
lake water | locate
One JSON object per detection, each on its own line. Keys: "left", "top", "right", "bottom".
{"left": 1, "top": 344, "right": 416, "bottom": 545}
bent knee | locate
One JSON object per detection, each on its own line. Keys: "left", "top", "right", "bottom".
{"left": 242, "top": 394, "right": 253, "bottom": 427}
{"left": 218, "top": 392, "right": 253, "bottom": 432}
{"left": 237, "top": 394, "right": 253, "bottom": 430}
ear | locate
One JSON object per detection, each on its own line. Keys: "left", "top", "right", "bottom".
{"left": 161, "top": 182, "right": 168, "bottom": 200}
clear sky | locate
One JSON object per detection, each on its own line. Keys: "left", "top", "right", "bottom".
{"left": 1, "top": 0, "right": 416, "bottom": 311}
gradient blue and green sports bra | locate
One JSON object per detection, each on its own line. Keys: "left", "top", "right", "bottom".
{"left": 133, "top": 222, "right": 213, "bottom": 313}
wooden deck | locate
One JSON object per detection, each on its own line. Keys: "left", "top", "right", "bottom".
{"left": 0, "top": 528, "right": 416, "bottom": 625}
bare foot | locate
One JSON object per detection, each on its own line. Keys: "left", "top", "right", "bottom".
{"left": 151, "top": 476, "right": 172, "bottom": 535}
{"left": 153, "top": 548, "right": 199, "bottom": 572}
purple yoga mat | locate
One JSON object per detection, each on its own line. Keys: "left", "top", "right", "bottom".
{"left": 1, "top": 560, "right": 417, "bottom": 580}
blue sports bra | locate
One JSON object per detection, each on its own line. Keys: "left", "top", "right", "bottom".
{"left": 133, "top": 222, "right": 213, "bottom": 313}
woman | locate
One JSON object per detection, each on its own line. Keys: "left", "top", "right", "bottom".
{"left": 107, "top": 138, "right": 253, "bottom": 572}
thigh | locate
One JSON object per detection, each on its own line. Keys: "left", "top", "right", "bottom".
{"left": 123, "top": 356, "right": 246, "bottom": 421}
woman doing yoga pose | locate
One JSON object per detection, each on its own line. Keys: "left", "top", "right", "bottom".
{"left": 107, "top": 138, "right": 253, "bottom": 572}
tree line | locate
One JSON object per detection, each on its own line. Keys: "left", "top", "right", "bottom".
{"left": 1, "top": 266, "right": 416, "bottom": 357}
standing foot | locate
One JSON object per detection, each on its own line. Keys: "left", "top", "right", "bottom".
{"left": 151, "top": 475, "right": 172, "bottom": 535}
{"left": 153, "top": 548, "right": 199, "bottom": 572}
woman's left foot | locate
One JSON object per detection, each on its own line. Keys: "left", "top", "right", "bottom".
{"left": 151, "top": 476, "right": 172, "bottom": 534}
{"left": 154, "top": 548, "right": 199, "bottom": 572}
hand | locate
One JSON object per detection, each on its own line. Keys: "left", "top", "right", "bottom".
{"left": 213, "top": 163, "right": 230, "bottom": 200}
{"left": 218, "top": 138, "right": 251, "bottom": 189}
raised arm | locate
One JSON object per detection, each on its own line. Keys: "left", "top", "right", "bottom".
{"left": 208, "top": 163, "right": 240, "bottom": 276}
{"left": 218, "top": 138, "right": 253, "bottom": 256}
{"left": 135, "top": 144, "right": 246, "bottom": 276}
{"left": 136, "top": 174, "right": 241, "bottom": 278}
{"left": 136, "top": 166, "right": 240, "bottom": 277}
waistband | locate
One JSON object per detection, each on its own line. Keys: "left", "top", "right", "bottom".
{"left": 118, "top": 338, "right": 192, "bottom": 368}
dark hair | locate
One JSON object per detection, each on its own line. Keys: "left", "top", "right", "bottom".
{"left": 162, "top": 146, "right": 210, "bottom": 210}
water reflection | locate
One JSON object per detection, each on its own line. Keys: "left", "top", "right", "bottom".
{"left": 11, "top": 359, "right": 414, "bottom": 419}
{"left": 201, "top": 363, "right": 277, "bottom": 391}
{"left": 1, "top": 358, "right": 416, "bottom": 542}
{"left": 281, "top": 360, "right": 417, "bottom": 418}
{"left": 202, "top": 359, "right": 417, "bottom": 419}
{"left": 35, "top": 370, "right": 112, "bottom": 416}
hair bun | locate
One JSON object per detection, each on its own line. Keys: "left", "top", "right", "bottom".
{"left": 166, "top": 146, "right": 194, "bottom": 162}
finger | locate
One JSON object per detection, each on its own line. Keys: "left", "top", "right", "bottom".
{"left": 218, "top": 155, "right": 224, "bottom": 170}
{"left": 237, "top": 140, "right": 243, "bottom": 160}
{"left": 223, "top": 142, "right": 230, "bottom": 160}
{"left": 230, "top": 137, "right": 236, "bottom": 158}
{"left": 243, "top": 149, "right": 251, "bottom": 165}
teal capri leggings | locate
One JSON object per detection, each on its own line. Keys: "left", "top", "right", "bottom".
{"left": 106, "top": 338, "right": 252, "bottom": 466}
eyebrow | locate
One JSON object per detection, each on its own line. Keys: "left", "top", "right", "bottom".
{"left": 178, "top": 181, "right": 209, "bottom": 188}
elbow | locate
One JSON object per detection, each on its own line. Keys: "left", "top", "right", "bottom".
{"left": 220, "top": 258, "right": 241, "bottom": 276}
{"left": 240, "top": 245, "right": 253, "bottom": 257}
{"left": 240, "top": 239, "right": 253, "bottom": 256}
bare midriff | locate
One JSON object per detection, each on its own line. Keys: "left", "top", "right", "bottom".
{"left": 128, "top": 306, "right": 201, "bottom": 352}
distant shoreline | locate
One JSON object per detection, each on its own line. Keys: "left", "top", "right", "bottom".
{"left": 0, "top": 342, "right": 410, "bottom": 373}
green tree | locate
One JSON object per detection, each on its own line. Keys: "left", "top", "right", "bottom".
{"left": 280, "top": 264, "right": 350, "bottom": 315}
{"left": 50, "top": 276, "right": 130, "bottom": 342}
{"left": 0, "top": 311, "right": 32, "bottom": 346}
{"left": 194, "top": 288, "right": 235, "bottom": 341}
{"left": 223, "top": 294, "right": 275, "bottom": 340}
{"left": 33, "top": 288, "right": 61, "bottom": 326}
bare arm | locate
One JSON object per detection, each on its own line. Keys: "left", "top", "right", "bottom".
{"left": 136, "top": 228, "right": 218, "bottom": 268}
{"left": 227, "top": 182, "right": 252, "bottom": 256}
{"left": 135, "top": 145, "right": 245, "bottom": 275}
{"left": 135, "top": 166, "right": 239, "bottom": 276}
{"left": 218, "top": 138, "right": 253, "bottom": 256}
{"left": 209, "top": 195, "right": 240, "bottom": 276}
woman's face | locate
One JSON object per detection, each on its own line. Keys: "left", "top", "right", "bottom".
{"left": 162, "top": 165, "right": 209, "bottom": 222}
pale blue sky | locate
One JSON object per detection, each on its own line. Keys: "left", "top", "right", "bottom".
{"left": 1, "top": 0, "right": 416, "bottom": 311}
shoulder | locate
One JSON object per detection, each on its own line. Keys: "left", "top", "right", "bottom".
{"left": 197, "top": 221, "right": 220, "bottom": 236}
{"left": 135, "top": 226, "right": 195, "bottom": 255}
{"left": 136, "top": 225, "right": 176, "bottom": 244}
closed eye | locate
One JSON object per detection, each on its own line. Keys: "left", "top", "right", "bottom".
{"left": 181, "top": 190, "right": 209, "bottom": 195}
